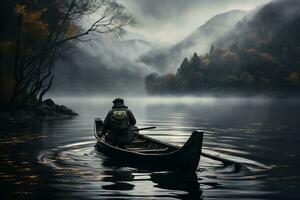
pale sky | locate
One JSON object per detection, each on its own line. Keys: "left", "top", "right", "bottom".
{"left": 117, "top": 0, "right": 271, "bottom": 44}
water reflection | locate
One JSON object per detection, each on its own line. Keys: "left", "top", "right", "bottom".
{"left": 151, "top": 172, "right": 203, "bottom": 200}
{"left": 1, "top": 97, "right": 300, "bottom": 199}
{"left": 102, "top": 169, "right": 135, "bottom": 191}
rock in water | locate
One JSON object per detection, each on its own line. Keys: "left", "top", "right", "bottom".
{"left": 43, "top": 99, "right": 55, "bottom": 106}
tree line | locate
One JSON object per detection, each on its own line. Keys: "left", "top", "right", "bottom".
{"left": 0, "top": 0, "right": 133, "bottom": 111}
{"left": 145, "top": 0, "right": 300, "bottom": 96}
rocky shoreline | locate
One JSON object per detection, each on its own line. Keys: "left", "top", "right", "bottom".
{"left": 0, "top": 98, "right": 78, "bottom": 122}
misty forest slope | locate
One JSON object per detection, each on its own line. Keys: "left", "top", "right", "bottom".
{"left": 145, "top": 0, "right": 300, "bottom": 96}
{"left": 50, "top": 10, "right": 247, "bottom": 95}
{"left": 139, "top": 10, "right": 247, "bottom": 73}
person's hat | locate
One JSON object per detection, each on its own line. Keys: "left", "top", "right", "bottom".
{"left": 113, "top": 98, "right": 124, "bottom": 104}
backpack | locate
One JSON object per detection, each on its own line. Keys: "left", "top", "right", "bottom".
{"left": 110, "top": 110, "right": 129, "bottom": 131}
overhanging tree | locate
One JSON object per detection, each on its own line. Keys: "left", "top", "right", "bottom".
{"left": 0, "top": 0, "right": 133, "bottom": 109}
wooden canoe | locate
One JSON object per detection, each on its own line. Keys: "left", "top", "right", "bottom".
{"left": 94, "top": 118, "right": 203, "bottom": 172}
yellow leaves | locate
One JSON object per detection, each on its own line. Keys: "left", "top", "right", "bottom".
{"left": 15, "top": 4, "right": 26, "bottom": 16}
{"left": 65, "top": 24, "right": 77, "bottom": 38}
{"left": 0, "top": 62, "right": 16, "bottom": 103}
{"left": 14, "top": 4, "right": 49, "bottom": 37}
{"left": 201, "top": 57, "right": 210, "bottom": 66}
{"left": 0, "top": 40, "right": 32, "bottom": 57}
{"left": 260, "top": 53, "right": 275, "bottom": 63}
{"left": 0, "top": 41, "right": 15, "bottom": 54}
{"left": 23, "top": 10, "right": 49, "bottom": 37}
{"left": 165, "top": 73, "right": 176, "bottom": 81}
{"left": 221, "top": 51, "right": 239, "bottom": 63}
{"left": 288, "top": 72, "right": 299, "bottom": 83}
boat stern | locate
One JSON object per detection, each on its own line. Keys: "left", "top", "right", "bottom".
{"left": 176, "top": 130, "right": 204, "bottom": 172}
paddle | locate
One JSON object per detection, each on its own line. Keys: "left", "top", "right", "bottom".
{"left": 130, "top": 125, "right": 236, "bottom": 165}
{"left": 132, "top": 126, "right": 156, "bottom": 131}
{"left": 131, "top": 126, "right": 235, "bottom": 165}
{"left": 201, "top": 152, "right": 235, "bottom": 165}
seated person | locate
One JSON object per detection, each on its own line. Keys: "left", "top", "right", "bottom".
{"left": 102, "top": 98, "right": 136, "bottom": 148}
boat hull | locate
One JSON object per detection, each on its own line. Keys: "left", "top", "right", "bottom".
{"left": 94, "top": 119, "right": 203, "bottom": 172}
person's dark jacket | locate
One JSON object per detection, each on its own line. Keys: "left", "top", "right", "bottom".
{"left": 102, "top": 103, "right": 136, "bottom": 135}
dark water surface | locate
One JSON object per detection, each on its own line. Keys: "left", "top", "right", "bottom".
{"left": 0, "top": 97, "right": 300, "bottom": 200}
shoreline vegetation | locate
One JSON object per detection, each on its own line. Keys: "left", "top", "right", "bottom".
{"left": 0, "top": 0, "right": 132, "bottom": 122}
{"left": 0, "top": 98, "right": 77, "bottom": 122}
{"left": 145, "top": 0, "right": 300, "bottom": 96}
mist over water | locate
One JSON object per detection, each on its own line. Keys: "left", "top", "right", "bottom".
{"left": 1, "top": 0, "right": 299, "bottom": 199}
{"left": 51, "top": 0, "right": 270, "bottom": 95}
{"left": 1, "top": 96, "right": 300, "bottom": 199}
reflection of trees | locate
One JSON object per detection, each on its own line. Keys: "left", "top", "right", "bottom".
{"left": 101, "top": 160, "right": 135, "bottom": 191}
{"left": 0, "top": 121, "right": 47, "bottom": 199}
{"left": 102, "top": 157, "right": 202, "bottom": 198}
{"left": 102, "top": 169, "right": 135, "bottom": 191}
{"left": 151, "top": 172, "right": 203, "bottom": 200}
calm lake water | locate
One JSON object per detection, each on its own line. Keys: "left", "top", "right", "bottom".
{"left": 0, "top": 97, "right": 300, "bottom": 200}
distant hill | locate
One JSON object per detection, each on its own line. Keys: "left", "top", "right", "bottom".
{"left": 109, "top": 39, "right": 154, "bottom": 60}
{"left": 50, "top": 39, "right": 154, "bottom": 95}
{"left": 145, "top": 0, "right": 300, "bottom": 96}
{"left": 50, "top": 10, "right": 248, "bottom": 95}
{"left": 139, "top": 10, "right": 247, "bottom": 72}
{"left": 176, "top": 10, "right": 247, "bottom": 54}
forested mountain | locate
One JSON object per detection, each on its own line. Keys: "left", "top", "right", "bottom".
{"left": 139, "top": 10, "right": 247, "bottom": 72}
{"left": 145, "top": 0, "right": 300, "bottom": 96}
{"left": 176, "top": 10, "right": 247, "bottom": 56}
{"left": 51, "top": 10, "right": 247, "bottom": 95}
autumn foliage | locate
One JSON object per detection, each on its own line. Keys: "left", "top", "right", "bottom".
{"left": 0, "top": 0, "right": 132, "bottom": 110}
{"left": 145, "top": 0, "right": 300, "bottom": 96}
